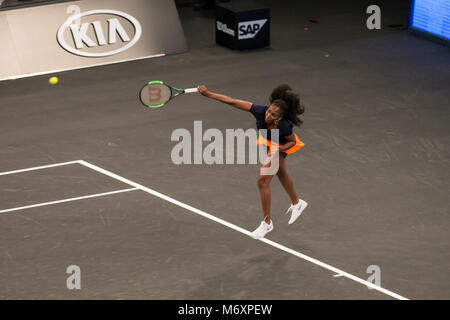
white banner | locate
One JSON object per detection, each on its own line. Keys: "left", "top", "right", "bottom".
{"left": 0, "top": 0, "right": 187, "bottom": 81}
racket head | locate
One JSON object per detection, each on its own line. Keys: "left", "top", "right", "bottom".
{"left": 139, "top": 81, "right": 173, "bottom": 108}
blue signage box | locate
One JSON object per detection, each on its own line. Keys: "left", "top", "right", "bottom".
{"left": 216, "top": 3, "right": 270, "bottom": 50}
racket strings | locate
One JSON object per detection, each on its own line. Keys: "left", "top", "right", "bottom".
{"left": 140, "top": 83, "right": 172, "bottom": 107}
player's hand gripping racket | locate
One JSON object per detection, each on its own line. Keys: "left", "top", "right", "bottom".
{"left": 139, "top": 81, "right": 198, "bottom": 108}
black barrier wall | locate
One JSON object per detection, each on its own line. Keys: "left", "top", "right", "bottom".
{"left": 0, "top": 0, "right": 187, "bottom": 80}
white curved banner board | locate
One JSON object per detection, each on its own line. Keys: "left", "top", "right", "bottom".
{"left": 0, "top": 0, "right": 187, "bottom": 81}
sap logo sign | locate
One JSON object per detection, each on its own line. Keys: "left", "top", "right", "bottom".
{"left": 57, "top": 9, "right": 142, "bottom": 57}
{"left": 238, "top": 19, "right": 267, "bottom": 40}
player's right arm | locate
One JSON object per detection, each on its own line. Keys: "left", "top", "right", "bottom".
{"left": 198, "top": 85, "right": 252, "bottom": 112}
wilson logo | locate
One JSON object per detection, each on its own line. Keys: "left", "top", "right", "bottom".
{"left": 57, "top": 9, "right": 142, "bottom": 57}
{"left": 216, "top": 21, "right": 235, "bottom": 37}
{"left": 238, "top": 19, "right": 267, "bottom": 39}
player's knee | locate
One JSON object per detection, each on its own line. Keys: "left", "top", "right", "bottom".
{"left": 276, "top": 165, "right": 287, "bottom": 177}
{"left": 257, "top": 175, "right": 271, "bottom": 188}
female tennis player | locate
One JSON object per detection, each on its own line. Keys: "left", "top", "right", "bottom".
{"left": 198, "top": 84, "right": 308, "bottom": 239}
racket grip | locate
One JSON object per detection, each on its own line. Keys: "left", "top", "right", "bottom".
{"left": 184, "top": 88, "right": 198, "bottom": 93}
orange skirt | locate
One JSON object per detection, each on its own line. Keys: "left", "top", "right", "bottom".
{"left": 256, "top": 133, "right": 305, "bottom": 154}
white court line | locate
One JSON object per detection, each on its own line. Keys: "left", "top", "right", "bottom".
{"left": 0, "top": 188, "right": 139, "bottom": 214}
{"left": 0, "top": 160, "right": 81, "bottom": 176}
{"left": 78, "top": 160, "right": 409, "bottom": 300}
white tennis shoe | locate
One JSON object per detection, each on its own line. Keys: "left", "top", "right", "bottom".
{"left": 286, "top": 199, "right": 308, "bottom": 224}
{"left": 251, "top": 220, "right": 273, "bottom": 239}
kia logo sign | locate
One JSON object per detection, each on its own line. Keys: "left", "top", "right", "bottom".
{"left": 57, "top": 9, "right": 142, "bottom": 57}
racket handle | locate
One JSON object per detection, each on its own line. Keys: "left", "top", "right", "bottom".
{"left": 184, "top": 88, "right": 198, "bottom": 93}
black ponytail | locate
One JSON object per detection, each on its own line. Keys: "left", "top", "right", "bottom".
{"left": 269, "top": 84, "right": 305, "bottom": 127}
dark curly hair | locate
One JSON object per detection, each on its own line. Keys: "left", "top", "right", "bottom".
{"left": 269, "top": 84, "right": 305, "bottom": 127}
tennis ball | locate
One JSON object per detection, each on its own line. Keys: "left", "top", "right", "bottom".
{"left": 49, "top": 76, "right": 58, "bottom": 85}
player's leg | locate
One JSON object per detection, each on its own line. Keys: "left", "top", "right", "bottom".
{"left": 276, "top": 152, "right": 299, "bottom": 205}
{"left": 251, "top": 149, "right": 276, "bottom": 239}
{"left": 277, "top": 152, "right": 308, "bottom": 224}
{"left": 257, "top": 171, "right": 274, "bottom": 224}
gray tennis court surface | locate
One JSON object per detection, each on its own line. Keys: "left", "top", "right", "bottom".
{"left": 0, "top": 0, "right": 449, "bottom": 300}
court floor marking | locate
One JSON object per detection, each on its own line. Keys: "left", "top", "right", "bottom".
{"left": 0, "top": 188, "right": 139, "bottom": 214}
{"left": 0, "top": 160, "right": 409, "bottom": 299}
{"left": 78, "top": 160, "right": 409, "bottom": 300}
{"left": 0, "top": 160, "right": 80, "bottom": 176}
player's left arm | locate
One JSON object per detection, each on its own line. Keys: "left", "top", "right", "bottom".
{"left": 278, "top": 133, "right": 296, "bottom": 152}
{"left": 197, "top": 85, "right": 252, "bottom": 112}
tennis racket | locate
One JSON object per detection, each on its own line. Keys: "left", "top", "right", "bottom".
{"left": 139, "top": 81, "right": 198, "bottom": 108}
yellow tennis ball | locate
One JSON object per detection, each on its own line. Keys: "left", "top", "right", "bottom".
{"left": 49, "top": 77, "right": 58, "bottom": 85}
